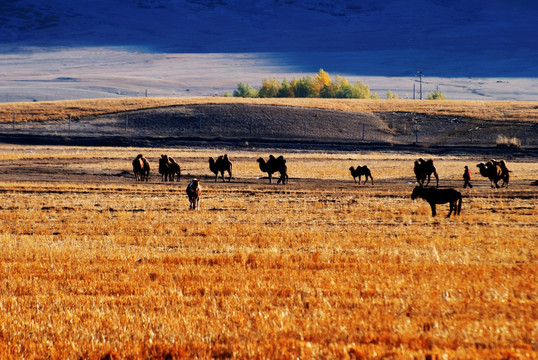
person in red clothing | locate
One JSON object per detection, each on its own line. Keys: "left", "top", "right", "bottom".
{"left": 463, "top": 165, "right": 473, "bottom": 188}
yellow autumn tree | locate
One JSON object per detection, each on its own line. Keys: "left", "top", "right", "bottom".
{"left": 315, "top": 69, "right": 331, "bottom": 96}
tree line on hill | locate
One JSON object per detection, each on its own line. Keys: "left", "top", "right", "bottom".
{"left": 230, "top": 69, "right": 445, "bottom": 100}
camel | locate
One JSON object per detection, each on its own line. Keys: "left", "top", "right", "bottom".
{"left": 411, "top": 186, "right": 462, "bottom": 218}
{"left": 186, "top": 178, "right": 201, "bottom": 210}
{"left": 141, "top": 156, "right": 150, "bottom": 181}
{"left": 132, "top": 154, "right": 150, "bottom": 182}
{"left": 414, "top": 158, "right": 439, "bottom": 187}
{"left": 158, "top": 154, "right": 180, "bottom": 182}
{"left": 168, "top": 157, "right": 181, "bottom": 182}
{"left": 477, "top": 159, "right": 510, "bottom": 188}
{"left": 159, "top": 154, "right": 171, "bottom": 181}
{"left": 209, "top": 154, "right": 232, "bottom": 182}
{"left": 257, "top": 155, "right": 288, "bottom": 184}
{"left": 349, "top": 165, "right": 374, "bottom": 185}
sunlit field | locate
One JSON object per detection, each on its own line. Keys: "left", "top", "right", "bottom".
{"left": 0, "top": 145, "right": 536, "bottom": 359}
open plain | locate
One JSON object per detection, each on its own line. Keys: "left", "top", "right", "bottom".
{"left": 0, "top": 143, "right": 536, "bottom": 359}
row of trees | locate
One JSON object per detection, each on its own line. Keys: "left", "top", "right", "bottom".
{"left": 232, "top": 69, "right": 379, "bottom": 99}
{"left": 231, "top": 69, "right": 446, "bottom": 99}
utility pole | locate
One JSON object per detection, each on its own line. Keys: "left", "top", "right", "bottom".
{"left": 417, "top": 71, "right": 423, "bottom": 100}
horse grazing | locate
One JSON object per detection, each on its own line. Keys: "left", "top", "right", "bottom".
{"left": 132, "top": 154, "right": 150, "bottom": 182}
{"left": 159, "top": 154, "right": 181, "bottom": 182}
{"left": 414, "top": 158, "right": 439, "bottom": 187}
{"left": 186, "top": 178, "right": 201, "bottom": 210}
{"left": 411, "top": 186, "right": 462, "bottom": 218}
{"left": 349, "top": 165, "right": 374, "bottom": 185}
{"left": 477, "top": 159, "right": 510, "bottom": 188}
{"left": 209, "top": 154, "right": 232, "bottom": 182}
{"left": 257, "top": 155, "right": 288, "bottom": 184}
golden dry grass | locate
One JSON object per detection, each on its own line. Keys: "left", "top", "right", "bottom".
{"left": 1, "top": 97, "right": 538, "bottom": 123}
{"left": 0, "top": 145, "right": 536, "bottom": 359}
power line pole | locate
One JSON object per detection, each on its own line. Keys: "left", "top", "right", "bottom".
{"left": 417, "top": 71, "right": 423, "bottom": 100}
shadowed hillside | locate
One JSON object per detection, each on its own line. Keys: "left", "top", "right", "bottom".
{"left": 1, "top": 102, "right": 536, "bottom": 154}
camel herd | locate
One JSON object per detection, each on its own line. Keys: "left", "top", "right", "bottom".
{"left": 476, "top": 159, "right": 511, "bottom": 188}
{"left": 131, "top": 154, "right": 512, "bottom": 212}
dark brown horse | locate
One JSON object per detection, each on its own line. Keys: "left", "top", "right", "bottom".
{"left": 349, "top": 165, "right": 374, "bottom": 185}
{"left": 209, "top": 154, "right": 232, "bottom": 182}
{"left": 411, "top": 186, "right": 462, "bottom": 218}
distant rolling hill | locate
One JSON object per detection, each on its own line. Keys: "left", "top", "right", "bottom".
{"left": 1, "top": 0, "right": 537, "bottom": 77}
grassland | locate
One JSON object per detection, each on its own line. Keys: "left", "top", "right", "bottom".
{"left": 1, "top": 97, "right": 538, "bottom": 123}
{"left": 0, "top": 144, "right": 536, "bottom": 359}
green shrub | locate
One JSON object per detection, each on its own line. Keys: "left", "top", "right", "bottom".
{"left": 233, "top": 83, "right": 258, "bottom": 98}
{"left": 258, "top": 78, "right": 280, "bottom": 98}
{"left": 427, "top": 90, "right": 446, "bottom": 100}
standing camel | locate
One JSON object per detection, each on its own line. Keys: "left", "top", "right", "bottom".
{"left": 414, "top": 158, "right": 439, "bottom": 187}
{"left": 257, "top": 155, "right": 288, "bottom": 184}
{"left": 477, "top": 159, "right": 510, "bottom": 188}
{"left": 132, "top": 154, "right": 150, "bottom": 182}
{"left": 209, "top": 154, "right": 233, "bottom": 182}
{"left": 349, "top": 165, "right": 374, "bottom": 185}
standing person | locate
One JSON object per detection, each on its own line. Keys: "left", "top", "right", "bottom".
{"left": 463, "top": 165, "right": 473, "bottom": 188}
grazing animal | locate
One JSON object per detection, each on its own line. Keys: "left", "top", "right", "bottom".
{"left": 159, "top": 154, "right": 171, "bottom": 181}
{"left": 209, "top": 154, "right": 233, "bottom": 182}
{"left": 477, "top": 159, "right": 510, "bottom": 188}
{"left": 168, "top": 157, "right": 181, "bottom": 182}
{"left": 411, "top": 186, "right": 462, "bottom": 218}
{"left": 349, "top": 165, "right": 374, "bottom": 185}
{"left": 158, "top": 154, "right": 180, "bottom": 182}
{"left": 414, "top": 158, "right": 439, "bottom": 187}
{"left": 132, "top": 154, "right": 150, "bottom": 182}
{"left": 141, "top": 156, "right": 150, "bottom": 181}
{"left": 257, "top": 155, "right": 288, "bottom": 184}
{"left": 186, "top": 178, "right": 201, "bottom": 210}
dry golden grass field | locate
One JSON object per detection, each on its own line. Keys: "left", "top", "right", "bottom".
{"left": 0, "top": 144, "right": 536, "bottom": 359}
